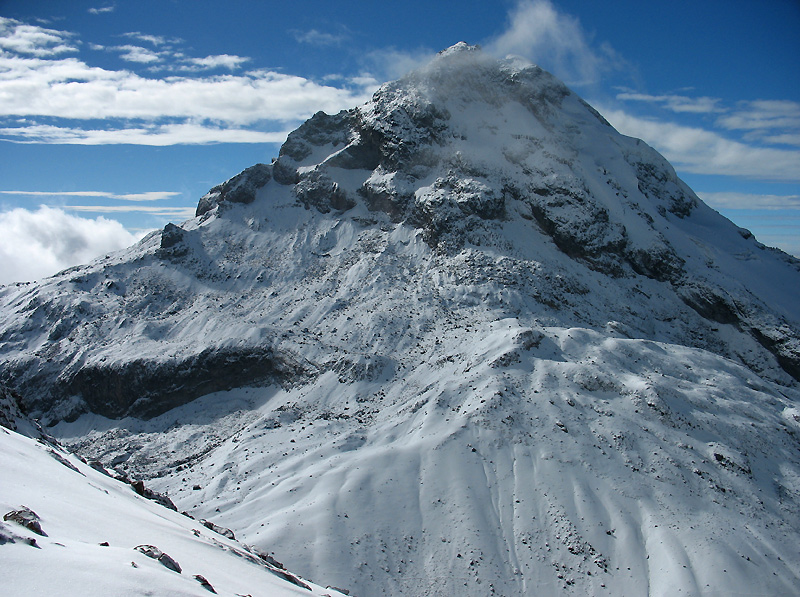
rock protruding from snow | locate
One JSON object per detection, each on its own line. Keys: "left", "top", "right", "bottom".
{"left": 200, "top": 519, "right": 236, "bottom": 540}
{"left": 3, "top": 507, "right": 46, "bottom": 536}
{"left": 134, "top": 544, "right": 182, "bottom": 573}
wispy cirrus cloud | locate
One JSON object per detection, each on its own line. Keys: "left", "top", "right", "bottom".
{"left": 615, "top": 91, "right": 725, "bottom": 114}
{"left": 0, "top": 190, "right": 181, "bottom": 201}
{"left": 64, "top": 205, "right": 195, "bottom": 217}
{"left": 88, "top": 5, "right": 115, "bottom": 15}
{"left": 0, "top": 122, "right": 293, "bottom": 145}
{"left": 600, "top": 107, "right": 800, "bottom": 182}
{"left": 121, "top": 32, "right": 178, "bottom": 47}
{"left": 291, "top": 28, "right": 349, "bottom": 46}
{"left": 717, "top": 100, "right": 800, "bottom": 146}
{"left": 696, "top": 192, "right": 800, "bottom": 211}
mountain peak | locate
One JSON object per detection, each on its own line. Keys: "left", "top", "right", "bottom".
{"left": 1, "top": 45, "right": 799, "bottom": 597}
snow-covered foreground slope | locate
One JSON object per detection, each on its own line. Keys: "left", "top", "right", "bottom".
{"left": 0, "top": 423, "right": 349, "bottom": 596}
{"left": 2, "top": 43, "right": 800, "bottom": 595}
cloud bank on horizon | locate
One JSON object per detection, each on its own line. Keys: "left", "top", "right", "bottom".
{"left": 0, "top": 206, "right": 145, "bottom": 285}
{"left": 0, "top": 0, "right": 797, "bottom": 284}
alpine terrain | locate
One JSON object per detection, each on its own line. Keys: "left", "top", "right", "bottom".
{"left": 1, "top": 43, "right": 799, "bottom": 596}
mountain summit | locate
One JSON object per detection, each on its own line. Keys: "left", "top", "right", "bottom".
{"left": 1, "top": 44, "right": 799, "bottom": 595}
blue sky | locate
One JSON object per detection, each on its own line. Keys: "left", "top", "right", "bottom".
{"left": 0, "top": 0, "right": 798, "bottom": 283}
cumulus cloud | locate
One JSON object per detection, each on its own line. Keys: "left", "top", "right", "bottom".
{"left": 0, "top": 54, "right": 374, "bottom": 124}
{"left": 0, "top": 17, "right": 77, "bottom": 57}
{"left": 115, "top": 44, "right": 162, "bottom": 63}
{"left": 486, "top": 0, "right": 626, "bottom": 86}
{"left": 0, "top": 206, "right": 143, "bottom": 285}
{"left": 0, "top": 17, "right": 377, "bottom": 145}
{"left": 600, "top": 107, "right": 800, "bottom": 182}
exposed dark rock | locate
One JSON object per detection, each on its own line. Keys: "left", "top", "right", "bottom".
{"left": 156, "top": 223, "right": 191, "bottom": 260}
{"left": 526, "top": 188, "right": 627, "bottom": 274}
{"left": 4, "top": 507, "right": 46, "bottom": 536}
{"left": 201, "top": 519, "right": 236, "bottom": 540}
{"left": 196, "top": 163, "right": 272, "bottom": 216}
{"left": 131, "top": 479, "right": 177, "bottom": 511}
{"left": 679, "top": 285, "right": 740, "bottom": 326}
{"left": 47, "top": 448, "right": 84, "bottom": 475}
{"left": 0, "top": 521, "right": 39, "bottom": 547}
{"left": 626, "top": 243, "right": 685, "bottom": 283}
{"left": 0, "top": 384, "right": 23, "bottom": 431}
{"left": 193, "top": 574, "right": 217, "bottom": 593}
{"left": 89, "top": 460, "right": 112, "bottom": 476}
{"left": 249, "top": 546, "right": 285, "bottom": 569}
{"left": 279, "top": 110, "right": 356, "bottom": 162}
{"left": 134, "top": 544, "right": 182, "bottom": 573}
{"left": 295, "top": 170, "right": 355, "bottom": 213}
{"left": 50, "top": 345, "right": 307, "bottom": 420}
{"left": 272, "top": 156, "right": 300, "bottom": 185}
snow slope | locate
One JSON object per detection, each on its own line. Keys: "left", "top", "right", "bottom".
{"left": 1, "top": 43, "right": 800, "bottom": 595}
{"left": 0, "top": 421, "right": 350, "bottom": 596}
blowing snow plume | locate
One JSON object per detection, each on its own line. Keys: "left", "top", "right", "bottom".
{"left": 1, "top": 43, "right": 799, "bottom": 596}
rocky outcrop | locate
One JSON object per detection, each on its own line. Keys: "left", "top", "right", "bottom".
{"left": 196, "top": 164, "right": 273, "bottom": 217}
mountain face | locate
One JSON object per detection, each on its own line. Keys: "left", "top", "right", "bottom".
{"left": 1, "top": 43, "right": 800, "bottom": 595}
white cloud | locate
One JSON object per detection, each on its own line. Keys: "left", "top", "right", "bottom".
{"left": 717, "top": 100, "right": 800, "bottom": 136}
{"left": 600, "top": 107, "right": 800, "bottom": 182}
{"left": 0, "top": 17, "right": 77, "bottom": 57}
{"left": 0, "top": 206, "right": 142, "bottom": 285}
{"left": 759, "top": 133, "right": 800, "bottom": 147}
{"left": 292, "top": 29, "right": 348, "bottom": 46}
{"left": 115, "top": 45, "right": 162, "bottom": 64}
{"left": 64, "top": 205, "right": 196, "bottom": 217}
{"left": 121, "top": 32, "right": 175, "bottom": 47}
{"left": 0, "top": 54, "right": 375, "bottom": 124}
{"left": 485, "top": 0, "right": 626, "bottom": 86}
{"left": 0, "top": 122, "right": 292, "bottom": 145}
{"left": 88, "top": 6, "right": 115, "bottom": 15}
{"left": 616, "top": 92, "right": 724, "bottom": 114}
{"left": 0, "top": 190, "right": 181, "bottom": 201}
{"left": 180, "top": 54, "right": 250, "bottom": 71}
{"left": 362, "top": 47, "right": 436, "bottom": 82}
{"left": 697, "top": 192, "right": 800, "bottom": 210}
{"left": 0, "top": 18, "right": 378, "bottom": 145}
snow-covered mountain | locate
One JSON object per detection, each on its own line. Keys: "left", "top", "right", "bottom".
{"left": 1, "top": 43, "right": 799, "bottom": 595}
